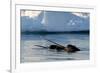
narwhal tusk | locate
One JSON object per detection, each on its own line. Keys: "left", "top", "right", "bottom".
{"left": 34, "top": 45, "right": 48, "bottom": 48}
{"left": 44, "top": 38, "right": 65, "bottom": 48}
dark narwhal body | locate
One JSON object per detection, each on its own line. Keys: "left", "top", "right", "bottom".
{"left": 49, "top": 45, "right": 65, "bottom": 52}
{"left": 35, "top": 39, "right": 80, "bottom": 53}
{"left": 49, "top": 44, "right": 80, "bottom": 53}
{"left": 66, "top": 44, "right": 80, "bottom": 53}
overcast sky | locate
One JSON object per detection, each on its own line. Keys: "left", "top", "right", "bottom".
{"left": 21, "top": 10, "right": 89, "bottom": 18}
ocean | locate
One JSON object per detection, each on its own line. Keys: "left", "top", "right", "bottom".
{"left": 20, "top": 33, "right": 89, "bottom": 63}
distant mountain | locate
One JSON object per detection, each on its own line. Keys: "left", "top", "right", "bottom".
{"left": 21, "top": 11, "right": 89, "bottom": 32}
{"left": 21, "top": 11, "right": 44, "bottom": 32}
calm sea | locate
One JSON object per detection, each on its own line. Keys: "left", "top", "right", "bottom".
{"left": 20, "top": 33, "right": 89, "bottom": 63}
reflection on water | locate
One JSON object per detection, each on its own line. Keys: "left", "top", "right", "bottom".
{"left": 20, "top": 33, "right": 89, "bottom": 63}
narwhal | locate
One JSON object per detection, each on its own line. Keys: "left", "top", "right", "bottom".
{"left": 34, "top": 39, "right": 80, "bottom": 53}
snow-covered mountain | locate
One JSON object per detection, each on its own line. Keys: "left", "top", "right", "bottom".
{"left": 21, "top": 11, "right": 89, "bottom": 32}
{"left": 21, "top": 11, "right": 44, "bottom": 32}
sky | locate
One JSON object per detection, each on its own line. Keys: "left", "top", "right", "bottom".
{"left": 20, "top": 10, "right": 89, "bottom": 18}
{"left": 21, "top": 10, "right": 41, "bottom": 17}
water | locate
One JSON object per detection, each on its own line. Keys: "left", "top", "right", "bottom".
{"left": 20, "top": 33, "right": 89, "bottom": 63}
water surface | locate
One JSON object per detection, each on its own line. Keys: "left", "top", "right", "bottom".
{"left": 20, "top": 33, "right": 89, "bottom": 63}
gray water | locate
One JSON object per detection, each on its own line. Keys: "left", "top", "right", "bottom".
{"left": 20, "top": 33, "right": 89, "bottom": 63}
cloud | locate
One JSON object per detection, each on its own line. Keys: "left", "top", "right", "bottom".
{"left": 21, "top": 10, "right": 41, "bottom": 18}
